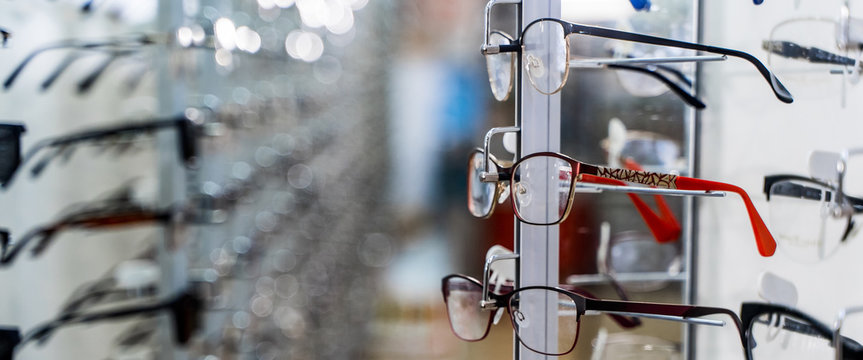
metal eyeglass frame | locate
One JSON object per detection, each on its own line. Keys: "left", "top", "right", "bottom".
{"left": 443, "top": 271, "right": 738, "bottom": 357}
{"left": 834, "top": 305, "right": 863, "bottom": 360}
{"left": 483, "top": 16, "right": 792, "bottom": 103}
{"left": 480, "top": 0, "right": 722, "bottom": 108}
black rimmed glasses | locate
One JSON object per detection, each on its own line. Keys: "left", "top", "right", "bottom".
{"left": 0, "top": 115, "right": 197, "bottom": 188}
{"left": 741, "top": 302, "right": 863, "bottom": 360}
{"left": 485, "top": 18, "right": 793, "bottom": 103}
{"left": 763, "top": 174, "right": 863, "bottom": 262}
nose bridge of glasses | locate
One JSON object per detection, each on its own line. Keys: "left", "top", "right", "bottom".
{"left": 482, "top": 126, "right": 520, "bottom": 181}
{"left": 482, "top": 252, "right": 519, "bottom": 309}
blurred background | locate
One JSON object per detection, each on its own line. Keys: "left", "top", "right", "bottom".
{"left": 0, "top": 0, "right": 863, "bottom": 359}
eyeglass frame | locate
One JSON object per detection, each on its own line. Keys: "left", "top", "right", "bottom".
{"left": 484, "top": 17, "right": 793, "bottom": 103}
{"left": 442, "top": 273, "right": 740, "bottom": 356}
{"left": 474, "top": 140, "right": 775, "bottom": 256}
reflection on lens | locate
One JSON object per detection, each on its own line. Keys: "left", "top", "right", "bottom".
{"left": 749, "top": 312, "right": 834, "bottom": 359}
{"left": 486, "top": 31, "right": 515, "bottom": 101}
{"left": 768, "top": 180, "right": 847, "bottom": 262}
{"left": 468, "top": 151, "right": 497, "bottom": 218}
{"left": 512, "top": 155, "right": 572, "bottom": 224}
{"left": 509, "top": 288, "right": 579, "bottom": 355}
{"left": 523, "top": 20, "right": 568, "bottom": 94}
{"left": 598, "top": 333, "right": 681, "bottom": 360}
{"left": 608, "top": 231, "right": 680, "bottom": 292}
{"left": 443, "top": 277, "right": 490, "bottom": 341}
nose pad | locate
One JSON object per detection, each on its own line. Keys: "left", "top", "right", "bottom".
{"left": 498, "top": 183, "right": 510, "bottom": 204}
{"left": 513, "top": 309, "right": 530, "bottom": 328}
{"left": 515, "top": 182, "right": 532, "bottom": 207}
{"left": 492, "top": 307, "right": 505, "bottom": 325}
{"left": 526, "top": 54, "right": 546, "bottom": 78}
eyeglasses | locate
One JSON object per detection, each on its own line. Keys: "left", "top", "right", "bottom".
{"left": 469, "top": 148, "right": 682, "bottom": 244}
{"left": 741, "top": 302, "right": 863, "bottom": 360}
{"left": 0, "top": 28, "right": 10, "bottom": 48}
{"left": 472, "top": 149, "right": 776, "bottom": 256}
{"left": 485, "top": 29, "right": 707, "bottom": 108}
{"left": 0, "top": 289, "right": 202, "bottom": 359}
{"left": 442, "top": 274, "right": 740, "bottom": 356}
{"left": 0, "top": 116, "right": 197, "bottom": 188}
{"left": 763, "top": 13, "right": 862, "bottom": 105}
{"left": 763, "top": 174, "right": 863, "bottom": 262}
{"left": 483, "top": 18, "right": 792, "bottom": 103}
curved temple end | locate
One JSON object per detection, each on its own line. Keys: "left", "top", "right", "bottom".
{"left": 676, "top": 177, "right": 776, "bottom": 256}
{"left": 769, "top": 72, "right": 794, "bottom": 104}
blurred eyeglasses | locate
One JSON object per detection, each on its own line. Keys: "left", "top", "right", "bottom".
{"left": 834, "top": 306, "right": 863, "bottom": 360}
{"left": 0, "top": 28, "right": 10, "bottom": 48}
{"left": 442, "top": 274, "right": 740, "bottom": 356}
{"left": 595, "top": 223, "right": 681, "bottom": 293}
{"left": 592, "top": 331, "right": 682, "bottom": 360}
{"left": 484, "top": 29, "right": 707, "bottom": 108}
{"left": 471, "top": 148, "right": 775, "bottom": 256}
{"left": 0, "top": 115, "right": 197, "bottom": 188}
{"left": 763, "top": 10, "right": 863, "bottom": 105}
{"left": 0, "top": 288, "right": 202, "bottom": 359}
{"left": 482, "top": 18, "right": 792, "bottom": 103}
{"left": 763, "top": 149, "right": 863, "bottom": 262}
{"left": 741, "top": 302, "right": 863, "bottom": 359}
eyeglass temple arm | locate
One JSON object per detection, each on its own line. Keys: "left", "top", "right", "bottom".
{"left": 763, "top": 174, "right": 863, "bottom": 213}
{"left": 762, "top": 40, "right": 858, "bottom": 67}
{"left": 3, "top": 116, "right": 191, "bottom": 188}
{"left": 481, "top": 0, "right": 522, "bottom": 55}
{"left": 77, "top": 50, "right": 139, "bottom": 94}
{"left": 557, "top": 285, "right": 641, "bottom": 328}
{"left": 565, "top": 21, "right": 793, "bottom": 103}
{"left": 4, "top": 36, "right": 153, "bottom": 89}
{"left": 579, "top": 164, "right": 776, "bottom": 256}
{"left": 0, "top": 28, "right": 10, "bottom": 47}
{"left": 605, "top": 63, "right": 705, "bottom": 109}
{"left": 584, "top": 297, "right": 747, "bottom": 345}
{"left": 624, "top": 158, "right": 682, "bottom": 242}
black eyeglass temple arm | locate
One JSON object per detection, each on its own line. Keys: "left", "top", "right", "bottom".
{"left": 762, "top": 40, "right": 858, "bottom": 67}
{"left": 0, "top": 28, "right": 10, "bottom": 47}
{"left": 565, "top": 21, "right": 793, "bottom": 103}
{"left": 606, "top": 64, "right": 705, "bottom": 109}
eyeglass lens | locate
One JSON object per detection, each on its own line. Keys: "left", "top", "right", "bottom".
{"left": 523, "top": 20, "right": 569, "bottom": 95}
{"left": 511, "top": 155, "right": 573, "bottom": 225}
{"left": 748, "top": 312, "right": 835, "bottom": 358}
{"left": 468, "top": 151, "right": 498, "bottom": 218}
{"left": 767, "top": 179, "right": 847, "bottom": 262}
{"left": 487, "top": 32, "right": 516, "bottom": 102}
{"left": 443, "top": 276, "right": 490, "bottom": 341}
{"left": 508, "top": 287, "right": 579, "bottom": 356}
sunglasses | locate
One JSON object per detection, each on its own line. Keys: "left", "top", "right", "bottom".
{"left": 483, "top": 18, "right": 792, "bottom": 103}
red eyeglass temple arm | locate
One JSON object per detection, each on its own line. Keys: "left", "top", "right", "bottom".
{"left": 578, "top": 175, "right": 681, "bottom": 244}
{"left": 579, "top": 165, "right": 777, "bottom": 257}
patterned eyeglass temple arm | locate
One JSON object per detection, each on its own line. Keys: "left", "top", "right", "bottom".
{"left": 581, "top": 164, "right": 776, "bottom": 256}
{"left": 584, "top": 298, "right": 747, "bottom": 350}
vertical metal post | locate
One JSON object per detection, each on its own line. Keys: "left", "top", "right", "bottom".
{"left": 516, "top": 1, "right": 561, "bottom": 359}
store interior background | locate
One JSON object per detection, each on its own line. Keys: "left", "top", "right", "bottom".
{"left": 0, "top": 0, "right": 862, "bottom": 359}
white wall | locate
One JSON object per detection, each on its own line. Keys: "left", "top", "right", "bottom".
{"left": 697, "top": 0, "right": 863, "bottom": 358}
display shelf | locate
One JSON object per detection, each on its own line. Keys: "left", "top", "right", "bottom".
{"left": 566, "top": 271, "right": 687, "bottom": 286}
